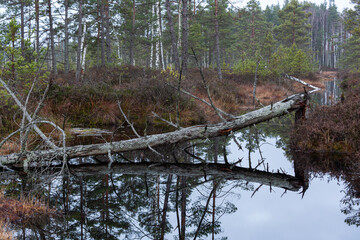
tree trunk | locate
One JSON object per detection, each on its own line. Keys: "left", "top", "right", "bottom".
{"left": 81, "top": 22, "right": 87, "bottom": 72}
{"left": 150, "top": 5, "right": 154, "bottom": 68}
{"left": 214, "top": 0, "right": 222, "bottom": 80}
{"left": 20, "top": 0, "right": 25, "bottom": 58}
{"left": 100, "top": 0, "right": 106, "bottom": 66}
{"left": 180, "top": 176, "right": 186, "bottom": 240}
{"left": 166, "top": 0, "right": 180, "bottom": 71}
{"left": 253, "top": 60, "right": 259, "bottom": 106}
{"left": 155, "top": 4, "right": 160, "bottom": 68}
{"left": 64, "top": 0, "right": 69, "bottom": 73}
{"left": 160, "top": 175, "right": 172, "bottom": 240}
{"left": 212, "top": 180, "right": 216, "bottom": 240}
{"left": 76, "top": 0, "right": 83, "bottom": 81}
{"left": 35, "top": 0, "right": 40, "bottom": 55}
{"left": 129, "top": 0, "right": 136, "bottom": 65}
{"left": 48, "top": 0, "right": 57, "bottom": 75}
{"left": 97, "top": 0, "right": 101, "bottom": 67}
{"left": 105, "top": 0, "right": 112, "bottom": 63}
{"left": 158, "top": 0, "right": 165, "bottom": 70}
{"left": 178, "top": 0, "right": 181, "bottom": 52}
{"left": 181, "top": 0, "right": 188, "bottom": 76}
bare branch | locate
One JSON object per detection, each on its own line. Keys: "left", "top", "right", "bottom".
{"left": 191, "top": 47, "right": 227, "bottom": 122}
{"left": 0, "top": 78, "right": 59, "bottom": 150}
{"left": 284, "top": 74, "right": 321, "bottom": 93}
{"left": 167, "top": 83, "right": 237, "bottom": 119}
{"left": 251, "top": 184, "right": 263, "bottom": 198}
{"left": 118, "top": 101, "right": 163, "bottom": 157}
{"left": 152, "top": 111, "right": 180, "bottom": 129}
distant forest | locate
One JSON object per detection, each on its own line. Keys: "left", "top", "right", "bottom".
{"left": 0, "top": 0, "right": 360, "bottom": 80}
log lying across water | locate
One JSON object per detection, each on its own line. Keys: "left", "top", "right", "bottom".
{"left": 69, "top": 162, "right": 303, "bottom": 191}
{"left": 0, "top": 93, "right": 307, "bottom": 165}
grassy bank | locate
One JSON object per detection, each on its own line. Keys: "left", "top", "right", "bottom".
{"left": 0, "top": 66, "right": 321, "bottom": 152}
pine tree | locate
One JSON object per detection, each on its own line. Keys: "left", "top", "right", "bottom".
{"left": 264, "top": 4, "right": 280, "bottom": 26}
{"left": 274, "top": 0, "right": 312, "bottom": 49}
{"left": 246, "top": 0, "right": 267, "bottom": 53}
{"left": 262, "top": 30, "right": 276, "bottom": 62}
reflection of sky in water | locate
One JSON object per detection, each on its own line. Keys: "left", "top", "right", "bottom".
{"left": 217, "top": 137, "right": 359, "bottom": 240}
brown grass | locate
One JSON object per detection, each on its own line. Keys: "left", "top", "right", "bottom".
{"left": 0, "top": 191, "right": 58, "bottom": 227}
{"left": 291, "top": 72, "right": 360, "bottom": 196}
{"left": 1, "top": 66, "right": 327, "bottom": 152}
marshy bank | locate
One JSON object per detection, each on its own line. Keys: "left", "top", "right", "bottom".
{"left": 0, "top": 66, "right": 322, "bottom": 152}
{"left": 291, "top": 72, "right": 360, "bottom": 226}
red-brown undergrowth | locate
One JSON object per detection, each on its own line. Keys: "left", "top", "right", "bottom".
{"left": 1, "top": 66, "right": 303, "bottom": 147}
{"left": 291, "top": 73, "right": 360, "bottom": 196}
{"left": 0, "top": 191, "right": 59, "bottom": 228}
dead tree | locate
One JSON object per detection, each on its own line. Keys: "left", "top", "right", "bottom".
{"left": 0, "top": 92, "right": 308, "bottom": 166}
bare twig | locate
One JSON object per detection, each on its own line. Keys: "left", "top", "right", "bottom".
{"left": 231, "top": 131, "right": 243, "bottom": 151}
{"left": 284, "top": 74, "right": 321, "bottom": 93}
{"left": 20, "top": 48, "right": 49, "bottom": 148}
{"left": 117, "top": 101, "right": 163, "bottom": 157}
{"left": 223, "top": 139, "right": 229, "bottom": 165}
{"left": 0, "top": 123, "right": 33, "bottom": 149}
{"left": 193, "top": 182, "right": 218, "bottom": 240}
{"left": 152, "top": 111, "right": 180, "bottom": 129}
{"left": 184, "top": 145, "right": 206, "bottom": 163}
{"left": 251, "top": 184, "right": 263, "bottom": 198}
{"left": 0, "top": 78, "right": 59, "bottom": 150}
{"left": 255, "top": 97, "right": 265, "bottom": 107}
{"left": 34, "top": 120, "right": 67, "bottom": 171}
{"left": 176, "top": 61, "right": 184, "bottom": 127}
{"left": 21, "top": 81, "right": 52, "bottom": 153}
{"left": 254, "top": 127, "right": 266, "bottom": 171}
{"left": 117, "top": 101, "right": 141, "bottom": 138}
{"left": 191, "top": 47, "right": 227, "bottom": 122}
{"left": 167, "top": 83, "right": 237, "bottom": 119}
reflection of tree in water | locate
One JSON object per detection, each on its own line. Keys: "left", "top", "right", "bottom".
{"left": 341, "top": 188, "right": 360, "bottom": 227}
{"left": 1, "top": 175, "right": 66, "bottom": 239}
{"left": 1, "top": 118, "right": 309, "bottom": 239}
{"left": 292, "top": 152, "right": 360, "bottom": 227}
{"left": 255, "top": 114, "right": 294, "bottom": 157}
{"left": 1, "top": 141, "right": 254, "bottom": 239}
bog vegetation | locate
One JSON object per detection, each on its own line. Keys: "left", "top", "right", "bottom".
{"left": 1, "top": 0, "right": 360, "bottom": 234}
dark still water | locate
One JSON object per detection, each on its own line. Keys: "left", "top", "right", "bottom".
{"left": 2, "top": 78, "right": 359, "bottom": 239}
{"left": 2, "top": 116, "right": 359, "bottom": 240}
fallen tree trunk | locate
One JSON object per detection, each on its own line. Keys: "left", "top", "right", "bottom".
{"left": 284, "top": 74, "right": 321, "bottom": 93}
{"left": 0, "top": 93, "right": 307, "bottom": 165}
{"left": 72, "top": 162, "right": 303, "bottom": 191}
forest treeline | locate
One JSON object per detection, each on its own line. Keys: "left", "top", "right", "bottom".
{"left": 0, "top": 0, "right": 360, "bottom": 81}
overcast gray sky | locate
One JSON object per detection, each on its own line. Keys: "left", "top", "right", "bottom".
{"left": 234, "top": 0, "right": 355, "bottom": 12}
